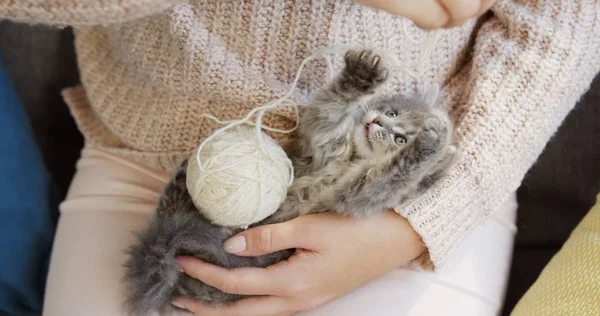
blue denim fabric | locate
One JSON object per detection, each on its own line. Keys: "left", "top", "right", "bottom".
{"left": 0, "top": 55, "right": 58, "bottom": 315}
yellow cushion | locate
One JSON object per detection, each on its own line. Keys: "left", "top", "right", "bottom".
{"left": 511, "top": 193, "right": 600, "bottom": 315}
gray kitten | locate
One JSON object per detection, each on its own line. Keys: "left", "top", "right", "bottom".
{"left": 123, "top": 50, "right": 457, "bottom": 315}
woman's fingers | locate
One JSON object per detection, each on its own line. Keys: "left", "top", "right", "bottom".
{"left": 176, "top": 256, "right": 282, "bottom": 296}
{"left": 223, "top": 217, "right": 322, "bottom": 256}
{"left": 476, "top": 0, "right": 496, "bottom": 16}
{"left": 355, "top": 0, "right": 450, "bottom": 29}
{"left": 174, "top": 296, "right": 296, "bottom": 316}
{"left": 440, "top": 0, "right": 482, "bottom": 27}
{"left": 354, "top": 0, "right": 497, "bottom": 29}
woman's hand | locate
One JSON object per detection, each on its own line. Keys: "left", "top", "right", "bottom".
{"left": 174, "top": 211, "right": 425, "bottom": 316}
{"left": 354, "top": 0, "right": 497, "bottom": 29}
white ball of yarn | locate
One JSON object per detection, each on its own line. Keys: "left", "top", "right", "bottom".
{"left": 186, "top": 125, "right": 293, "bottom": 228}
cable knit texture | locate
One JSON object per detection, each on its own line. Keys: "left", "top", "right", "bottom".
{"left": 2, "top": 0, "right": 600, "bottom": 269}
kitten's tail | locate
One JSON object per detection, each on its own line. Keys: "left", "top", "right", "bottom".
{"left": 122, "top": 214, "right": 185, "bottom": 316}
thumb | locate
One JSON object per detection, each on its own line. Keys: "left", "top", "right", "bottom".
{"left": 223, "top": 219, "right": 317, "bottom": 256}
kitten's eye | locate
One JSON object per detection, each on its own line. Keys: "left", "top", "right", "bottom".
{"left": 394, "top": 134, "right": 407, "bottom": 146}
{"left": 385, "top": 110, "right": 398, "bottom": 117}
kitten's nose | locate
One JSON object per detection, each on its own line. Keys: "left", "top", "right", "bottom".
{"left": 372, "top": 116, "right": 381, "bottom": 126}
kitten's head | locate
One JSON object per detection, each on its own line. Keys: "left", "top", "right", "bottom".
{"left": 352, "top": 85, "right": 443, "bottom": 159}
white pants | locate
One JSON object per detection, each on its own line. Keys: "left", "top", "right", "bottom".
{"left": 43, "top": 148, "right": 517, "bottom": 316}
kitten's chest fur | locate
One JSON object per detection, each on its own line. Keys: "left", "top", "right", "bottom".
{"left": 293, "top": 103, "right": 365, "bottom": 172}
{"left": 286, "top": 104, "right": 368, "bottom": 210}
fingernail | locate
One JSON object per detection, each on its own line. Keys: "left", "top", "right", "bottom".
{"left": 223, "top": 236, "right": 246, "bottom": 254}
{"left": 171, "top": 299, "right": 186, "bottom": 309}
{"left": 174, "top": 257, "right": 185, "bottom": 272}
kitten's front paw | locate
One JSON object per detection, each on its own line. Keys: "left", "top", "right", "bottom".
{"left": 419, "top": 113, "right": 452, "bottom": 152}
{"left": 342, "top": 50, "right": 388, "bottom": 93}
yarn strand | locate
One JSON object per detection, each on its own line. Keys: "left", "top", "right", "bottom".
{"left": 195, "top": 49, "right": 333, "bottom": 180}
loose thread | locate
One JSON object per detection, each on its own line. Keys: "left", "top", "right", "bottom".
{"left": 195, "top": 49, "right": 334, "bottom": 193}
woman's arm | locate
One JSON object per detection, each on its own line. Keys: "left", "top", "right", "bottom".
{"left": 0, "top": 0, "right": 180, "bottom": 26}
{"left": 401, "top": 0, "right": 600, "bottom": 270}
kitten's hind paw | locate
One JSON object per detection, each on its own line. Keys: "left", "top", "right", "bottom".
{"left": 341, "top": 50, "right": 388, "bottom": 93}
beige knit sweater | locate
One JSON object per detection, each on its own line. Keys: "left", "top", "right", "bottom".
{"left": 2, "top": 0, "right": 599, "bottom": 269}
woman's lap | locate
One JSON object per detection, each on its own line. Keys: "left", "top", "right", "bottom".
{"left": 43, "top": 148, "right": 171, "bottom": 316}
{"left": 43, "top": 147, "right": 516, "bottom": 315}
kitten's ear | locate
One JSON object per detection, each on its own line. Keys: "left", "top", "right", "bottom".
{"left": 422, "top": 84, "right": 443, "bottom": 108}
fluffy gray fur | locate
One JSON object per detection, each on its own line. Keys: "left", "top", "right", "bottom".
{"left": 123, "top": 50, "right": 457, "bottom": 315}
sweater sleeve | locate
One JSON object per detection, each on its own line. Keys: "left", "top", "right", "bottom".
{"left": 396, "top": 0, "right": 600, "bottom": 270}
{"left": 0, "top": 0, "right": 180, "bottom": 26}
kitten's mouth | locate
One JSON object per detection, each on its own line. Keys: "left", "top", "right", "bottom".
{"left": 364, "top": 117, "right": 382, "bottom": 138}
{"left": 364, "top": 119, "right": 382, "bottom": 148}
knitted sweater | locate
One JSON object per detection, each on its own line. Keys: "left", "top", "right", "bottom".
{"left": 2, "top": 0, "right": 599, "bottom": 269}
